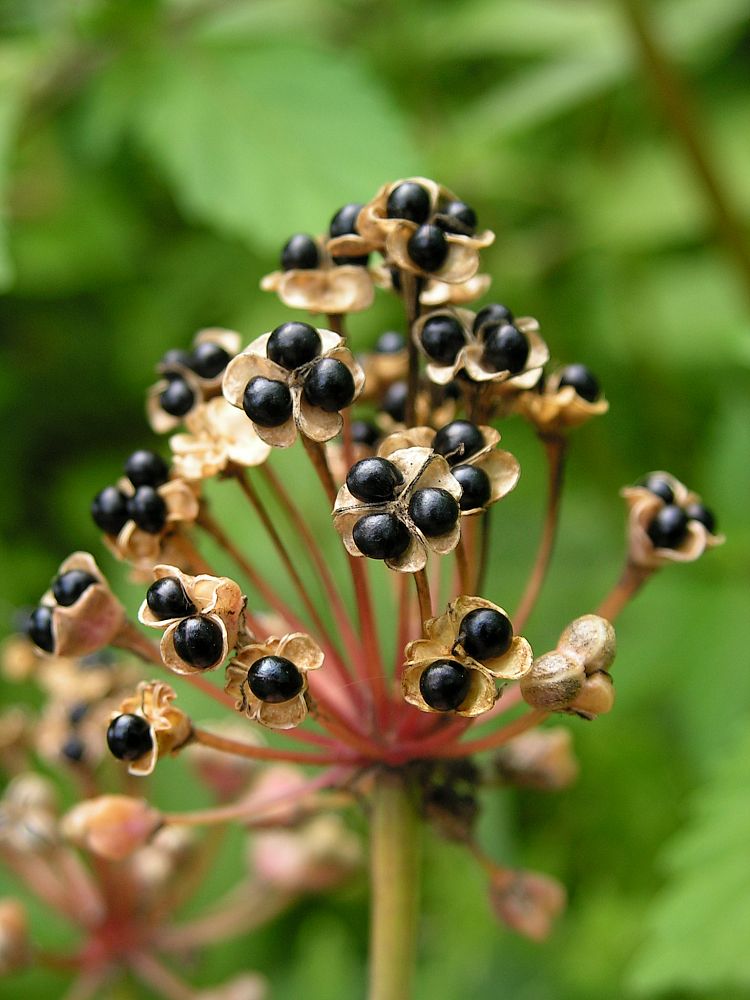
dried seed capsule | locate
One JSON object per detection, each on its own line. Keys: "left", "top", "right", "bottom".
{"left": 558, "top": 615, "right": 616, "bottom": 674}
{"left": 520, "top": 651, "right": 585, "bottom": 711}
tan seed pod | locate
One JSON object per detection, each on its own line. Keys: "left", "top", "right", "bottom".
{"left": 520, "top": 650, "right": 585, "bottom": 711}
{"left": 568, "top": 672, "right": 615, "bottom": 720}
{"left": 558, "top": 614, "right": 616, "bottom": 675}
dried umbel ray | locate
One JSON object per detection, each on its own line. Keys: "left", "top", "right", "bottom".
{"left": 16, "top": 176, "right": 723, "bottom": 1000}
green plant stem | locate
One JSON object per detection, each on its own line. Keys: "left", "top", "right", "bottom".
{"left": 621, "top": 0, "right": 750, "bottom": 308}
{"left": 368, "top": 769, "right": 421, "bottom": 1000}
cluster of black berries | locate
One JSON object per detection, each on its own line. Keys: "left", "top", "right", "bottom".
{"left": 91, "top": 451, "right": 170, "bottom": 537}
{"left": 281, "top": 202, "right": 370, "bottom": 270}
{"left": 387, "top": 180, "right": 477, "bottom": 271}
{"left": 243, "top": 322, "right": 355, "bottom": 427}
{"left": 420, "top": 607, "right": 513, "bottom": 712}
{"left": 26, "top": 569, "right": 99, "bottom": 654}
{"left": 641, "top": 474, "right": 717, "bottom": 548}
{"left": 159, "top": 341, "right": 232, "bottom": 418}
{"left": 146, "top": 575, "right": 223, "bottom": 670}
{"left": 420, "top": 302, "right": 533, "bottom": 376}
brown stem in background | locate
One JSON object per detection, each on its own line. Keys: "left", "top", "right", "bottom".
{"left": 190, "top": 727, "right": 346, "bottom": 766}
{"left": 514, "top": 435, "right": 567, "bottom": 630}
{"left": 596, "top": 561, "right": 653, "bottom": 620}
{"left": 621, "top": 0, "right": 750, "bottom": 308}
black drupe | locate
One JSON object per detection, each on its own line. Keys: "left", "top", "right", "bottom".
{"left": 459, "top": 608, "right": 513, "bottom": 661}
{"left": 352, "top": 513, "right": 411, "bottom": 560}
{"left": 52, "top": 570, "right": 98, "bottom": 607}
{"left": 127, "top": 486, "right": 167, "bottom": 534}
{"left": 267, "top": 321, "right": 322, "bottom": 370}
{"left": 420, "top": 314, "right": 466, "bottom": 365}
{"left": 243, "top": 377, "right": 293, "bottom": 427}
{"left": 281, "top": 234, "right": 320, "bottom": 270}
{"left": 91, "top": 486, "right": 130, "bottom": 535}
{"left": 106, "top": 714, "right": 153, "bottom": 761}
{"left": 248, "top": 655, "right": 304, "bottom": 703}
{"left": 303, "top": 358, "right": 356, "bottom": 412}
{"left": 647, "top": 505, "right": 689, "bottom": 549}
{"left": 433, "top": 420, "right": 484, "bottom": 464}
{"left": 146, "top": 576, "right": 196, "bottom": 620}
{"left": 125, "top": 450, "right": 169, "bottom": 489}
{"left": 347, "top": 457, "right": 403, "bottom": 503}
{"left": 408, "top": 488, "right": 459, "bottom": 537}
{"left": 27, "top": 606, "right": 55, "bottom": 653}
{"left": 419, "top": 659, "right": 471, "bottom": 711}
{"left": 173, "top": 616, "right": 224, "bottom": 669}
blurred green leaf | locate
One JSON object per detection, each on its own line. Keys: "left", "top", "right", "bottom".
{"left": 627, "top": 727, "right": 750, "bottom": 994}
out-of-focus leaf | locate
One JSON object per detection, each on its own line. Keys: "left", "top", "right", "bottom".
{"left": 627, "top": 727, "right": 750, "bottom": 994}
{"left": 129, "top": 42, "right": 419, "bottom": 250}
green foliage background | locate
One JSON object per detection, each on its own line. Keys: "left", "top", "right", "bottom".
{"left": 0, "top": 0, "right": 749, "bottom": 997}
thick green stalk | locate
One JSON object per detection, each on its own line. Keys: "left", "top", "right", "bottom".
{"left": 368, "top": 769, "right": 421, "bottom": 1000}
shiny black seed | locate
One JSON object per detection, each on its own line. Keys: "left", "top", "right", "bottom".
{"left": 419, "top": 659, "right": 471, "bottom": 711}
{"left": 420, "top": 315, "right": 466, "bottom": 365}
{"left": 473, "top": 303, "right": 513, "bottom": 332}
{"left": 386, "top": 182, "right": 431, "bottom": 224}
{"left": 68, "top": 703, "right": 88, "bottom": 725}
{"left": 433, "top": 420, "right": 485, "bottom": 465}
{"left": 160, "top": 376, "right": 195, "bottom": 417}
{"left": 558, "top": 363, "right": 600, "bottom": 403}
{"left": 346, "top": 457, "right": 403, "bottom": 503}
{"left": 407, "top": 224, "right": 448, "bottom": 272}
{"left": 161, "top": 348, "right": 192, "bottom": 368}
{"left": 458, "top": 608, "right": 512, "bottom": 660}
{"left": 352, "top": 513, "right": 411, "bottom": 560}
{"left": 91, "top": 486, "right": 130, "bottom": 535}
{"left": 52, "top": 570, "right": 98, "bottom": 608}
{"left": 27, "top": 606, "right": 54, "bottom": 653}
{"left": 173, "top": 616, "right": 224, "bottom": 669}
{"left": 640, "top": 474, "right": 674, "bottom": 505}
{"left": 375, "top": 331, "right": 405, "bottom": 354}
{"left": 330, "top": 203, "right": 363, "bottom": 237}
{"left": 62, "top": 736, "right": 86, "bottom": 763}
{"left": 281, "top": 234, "right": 319, "bottom": 271}
{"left": 647, "top": 505, "right": 689, "bottom": 549}
{"left": 303, "top": 358, "right": 356, "bottom": 412}
{"left": 381, "top": 381, "right": 408, "bottom": 423}
{"left": 482, "top": 323, "right": 529, "bottom": 374}
{"left": 248, "top": 655, "right": 304, "bottom": 703}
{"left": 125, "top": 450, "right": 169, "bottom": 488}
{"left": 243, "top": 377, "right": 293, "bottom": 427}
{"left": 408, "top": 488, "right": 460, "bottom": 537}
{"left": 146, "top": 576, "right": 196, "bottom": 620}
{"left": 267, "top": 322, "right": 322, "bottom": 370}
{"left": 685, "top": 502, "right": 716, "bottom": 534}
{"left": 453, "top": 465, "right": 491, "bottom": 510}
{"left": 189, "top": 342, "right": 231, "bottom": 379}
{"left": 127, "top": 486, "right": 167, "bottom": 534}
{"left": 107, "top": 714, "right": 153, "bottom": 761}
{"left": 351, "top": 420, "right": 380, "bottom": 448}
{"left": 435, "top": 200, "right": 477, "bottom": 235}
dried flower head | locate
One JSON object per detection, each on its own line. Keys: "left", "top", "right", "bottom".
{"left": 26, "top": 552, "right": 125, "bottom": 658}
{"left": 147, "top": 328, "right": 241, "bottom": 433}
{"left": 139, "top": 565, "right": 245, "bottom": 675}
{"left": 514, "top": 363, "right": 608, "bottom": 434}
{"left": 622, "top": 471, "right": 723, "bottom": 568}
{"left": 403, "top": 597, "right": 532, "bottom": 716}
{"left": 333, "top": 447, "right": 463, "bottom": 572}
{"left": 223, "top": 323, "right": 364, "bottom": 447}
{"left": 107, "top": 680, "right": 191, "bottom": 776}
{"left": 225, "top": 633, "right": 323, "bottom": 729}
{"left": 262, "top": 233, "right": 374, "bottom": 314}
{"left": 170, "top": 396, "right": 272, "bottom": 480}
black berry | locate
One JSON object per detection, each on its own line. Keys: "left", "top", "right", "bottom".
{"left": 146, "top": 576, "right": 196, "bottom": 620}
{"left": 91, "top": 486, "right": 129, "bottom": 535}
{"left": 173, "top": 616, "right": 224, "bottom": 669}
{"left": 330, "top": 203, "right": 363, "bottom": 237}
{"left": 558, "top": 364, "right": 600, "bottom": 403}
{"left": 407, "top": 224, "right": 448, "bottom": 272}
{"left": 482, "top": 323, "right": 529, "bottom": 373}
{"left": 303, "top": 358, "right": 356, "bottom": 412}
{"left": 386, "top": 182, "right": 431, "bottom": 224}
{"left": 647, "top": 505, "right": 689, "bottom": 549}
{"left": 685, "top": 502, "right": 716, "bottom": 534}
{"left": 189, "top": 342, "right": 231, "bottom": 379}
{"left": 61, "top": 736, "right": 86, "bottom": 763}
{"left": 127, "top": 486, "right": 167, "bottom": 534}
{"left": 27, "top": 606, "right": 54, "bottom": 653}
{"left": 453, "top": 465, "right": 491, "bottom": 510}
{"left": 435, "top": 200, "right": 477, "bottom": 235}
{"left": 161, "top": 348, "right": 192, "bottom": 368}
{"left": 640, "top": 475, "right": 674, "bottom": 505}
{"left": 351, "top": 420, "right": 380, "bottom": 448}
{"left": 125, "top": 450, "right": 169, "bottom": 489}
{"left": 352, "top": 513, "right": 411, "bottom": 560}
{"left": 433, "top": 420, "right": 484, "bottom": 465}
{"left": 419, "top": 659, "right": 471, "bottom": 711}
{"left": 375, "top": 331, "right": 405, "bottom": 354}
{"left": 52, "top": 570, "right": 97, "bottom": 607}
{"left": 68, "top": 703, "right": 88, "bottom": 725}
{"left": 408, "top": 487, "right": 460, "bottom": 537}
{"left": 420, "top": 314, "right": 466, "bottom": 365}
{"left": 106, "top": 714, "right": 153, "bottom": 761}
{"left": 281, "top": 234, "right": 319, "bottom": 270}
{"left": 473, "top": 303, "right": 513, "bottom": 332}
{"left": 248, "top": 655, "right": 304, "bottom": 703}
{"left": 160, "top": 376, "right": 195, "bottom": 417}
{"left": 458, "top": 608, "right": 513, "bottom": 660}
{"left": 267, "top": 322, "right": 322, "bottom": 370}
{"left": 380, "top": 381, "right": 408, "bottom": 423}
{"left": 346, "top": 457, "right": 403, "bottom": 503}
{"left": 243, "top": 377, "right": 293, "bottom": 427}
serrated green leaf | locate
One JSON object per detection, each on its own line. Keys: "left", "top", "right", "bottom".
{"left": 130, "top": 41, "right": 419, "bottom": 251}
{"left": 627, "top": 727, "right": 750, "bottom": 994}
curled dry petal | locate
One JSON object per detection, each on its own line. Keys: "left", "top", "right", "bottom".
{"left": 514, "top": 378, "right": 609, "bottom": 434}
{"left": 170, "top": 397, "right": 271, "bottom": 480}
{"left": 261, "top": 260, "right": 374, "bottom": 314}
